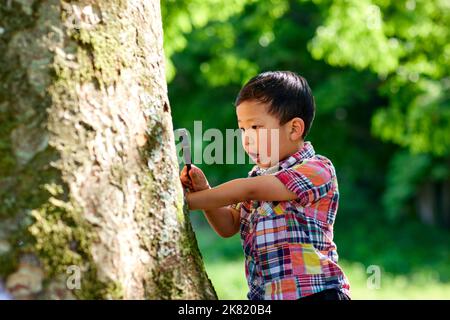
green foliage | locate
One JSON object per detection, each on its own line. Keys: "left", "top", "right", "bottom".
{"left": 162, "top": 0, "right": 254, "bottom": 81}
{"left": 309, "top": 0, "right": 402, "bottom": 74}
{"left": 382, "top": 150, "right": 450, "bottom": 220}
{"left": 382, "top": 151, "right": 431, "bottom": 219}
{"left": 373, "top": 78, "right": 450, "bottom": 156}
{"left": 309, "top": 0, "right": 450, "bottom": 156}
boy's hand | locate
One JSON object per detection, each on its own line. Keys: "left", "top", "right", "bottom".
{"left": 180, "top": 164, "right": 210, "bottom": 192}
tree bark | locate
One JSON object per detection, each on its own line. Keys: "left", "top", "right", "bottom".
{"left": 0, "top": 0, "right": 217, "bottom": 299}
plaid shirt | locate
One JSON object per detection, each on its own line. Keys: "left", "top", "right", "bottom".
{"left": 232, "top": 141, "right": 350, "bottom": 300}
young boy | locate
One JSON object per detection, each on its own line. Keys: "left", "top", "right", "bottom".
{"left": 180, "top": 71, "right": 350, "bottom": 300}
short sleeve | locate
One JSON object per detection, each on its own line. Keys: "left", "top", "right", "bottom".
{"left": 274, "top": 160, "right": 334, "bottom": 206}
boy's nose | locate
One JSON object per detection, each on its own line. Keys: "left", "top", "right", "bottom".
{"left": 244, "top": 135, "right": 250, "bottom": 146}
{"left": 243, "top": 131, "right": 256, "bottom": 145}
{"left": 245, "top": 141, "right": 257, "bottom": 153}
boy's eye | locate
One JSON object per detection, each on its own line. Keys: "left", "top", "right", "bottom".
{"left": 239, "top": 126, "right": 260, "bottom": 132}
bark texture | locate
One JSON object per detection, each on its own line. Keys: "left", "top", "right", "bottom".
{"left": 0, "top": 0, "right": 217, "bottom": 299}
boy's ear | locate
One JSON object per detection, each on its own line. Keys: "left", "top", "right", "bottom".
{"left": 289, "top": 117, "right": 305, "bottom": 140}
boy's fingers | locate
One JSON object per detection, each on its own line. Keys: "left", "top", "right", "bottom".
{"left": 181, "top": 166, "right": 191, "bottom": 180}
{"left": 188, "top": 166, "right": 200, "bottom": 179}
{"left": 180, "top": 175, "right": 192, "bottom": 185}
{"left": 183, "top": 179, "right": 192, "bottom": 188}
{"left": 182, "top": 172, "right": 192, "bottom": 182}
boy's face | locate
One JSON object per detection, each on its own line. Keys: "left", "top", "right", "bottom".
{"left": 236, "top": 100, "right": 304, "bottom": 168}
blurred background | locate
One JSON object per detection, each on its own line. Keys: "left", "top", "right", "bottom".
{"left": 162, "top": 0, "right": 450, "bottom": 299}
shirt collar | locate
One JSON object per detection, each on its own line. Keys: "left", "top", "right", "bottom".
{"left": 248, "top": 141, "right": 315, "bottom": 177}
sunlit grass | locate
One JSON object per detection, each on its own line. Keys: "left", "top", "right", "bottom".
{"left": 204, "top": 258, "right": 450, "bottom": 300}
{"left": 204, "top": 258, "right": 248, "bottom": 300}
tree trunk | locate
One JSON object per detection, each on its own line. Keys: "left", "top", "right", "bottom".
{"left": 0, "top": 0, "right": 216, "bottom": 300}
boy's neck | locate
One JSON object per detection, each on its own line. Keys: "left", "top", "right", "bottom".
{"left": 259, "top": 140, "right": 305, "bottom": 170}
{"left": 281, "top": 140, "right": 304, "bottom": 162}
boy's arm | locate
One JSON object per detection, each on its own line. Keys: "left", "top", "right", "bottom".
{"left": 203, "top": 206, "right": 241, "bottom": 238}
{"left": 186, "top": 175, "right": 298, "bottom": 211}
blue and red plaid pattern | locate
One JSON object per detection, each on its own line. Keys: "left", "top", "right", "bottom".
{"left": 233, "top": 141, "right": 350, "bottom": 300}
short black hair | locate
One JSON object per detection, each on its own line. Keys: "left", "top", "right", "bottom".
{"left": 235, "top": 71, "right": 315, "bottom": 138}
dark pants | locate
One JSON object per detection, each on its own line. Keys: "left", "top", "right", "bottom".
{"left": 298, "top": 289, "right": 350, "bottom": 301}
